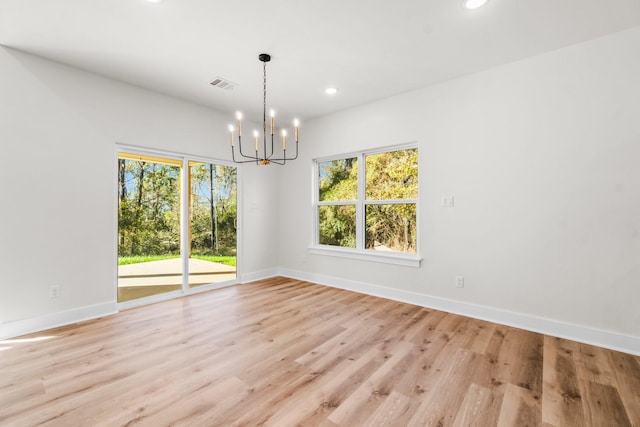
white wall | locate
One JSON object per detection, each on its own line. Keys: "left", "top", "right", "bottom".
{"left": 278, "top": 27, "right": 640, "bottom": 351}
{"left": 0, "top": 47, "right": 279, "bottom": 333}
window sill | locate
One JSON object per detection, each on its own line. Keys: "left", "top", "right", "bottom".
{"left": 308, "top": 246, "right": 422, "bottom": 268}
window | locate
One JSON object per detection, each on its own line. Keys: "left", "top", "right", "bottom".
{"left": 312, "top": 145, "right": 420, "bottom": 267}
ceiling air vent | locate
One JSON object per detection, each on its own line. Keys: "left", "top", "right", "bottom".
{"left": 209, "top": 76, "right": 237, "bottom": 90}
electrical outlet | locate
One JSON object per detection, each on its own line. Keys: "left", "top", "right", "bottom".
{"left": 455, "top": 276, "right": 464, "bottom": 288}
{"left": 50, "top": 285, "right": 60, "bottom": 299}
{"left": 442, "top": 196, "right": 455, "bottom": 207}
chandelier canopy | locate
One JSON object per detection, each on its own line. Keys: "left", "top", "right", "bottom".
{"left": 228, "top": 53, "right": 299, "bottom": 165}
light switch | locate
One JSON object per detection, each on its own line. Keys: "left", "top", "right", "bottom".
{"left": 442, "top": 196, "right": 455, "bottom": 207}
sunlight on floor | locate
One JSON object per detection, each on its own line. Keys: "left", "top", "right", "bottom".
{"left": 0, "top": 335, "right": 57, "bottom": 345}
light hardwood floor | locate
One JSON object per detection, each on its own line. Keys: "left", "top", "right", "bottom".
{"left": 1, "top": 277, "right": 638, "bottom": 426}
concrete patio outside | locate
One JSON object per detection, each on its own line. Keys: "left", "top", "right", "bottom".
{"left": 117, "top": 258, "right": 236, "bottom": 301}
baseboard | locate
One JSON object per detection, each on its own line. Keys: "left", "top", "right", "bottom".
{"left": 0, "top": 302, "right": 117, "bottom": 340}
{"left": 278, "top": 268, "right": 640, "bottom": 356}
{"left": 239, "top": 268, "right": 280, "bottom": 284}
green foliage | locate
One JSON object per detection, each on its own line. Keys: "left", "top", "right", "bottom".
{"left": 191, "top": 255, "right": 236, "bottom": 267}
{"left": 365, "top": 204, "right": 416, "bottom": 253}
{"left": 319, "top": 158, "right": 358, "bottom": 201}
{"left": 118, "top": 158, "right": 237, "bottom": 259}
{"left": 118, "top": 254, "right": 236, "bottom": 267}
{"left": 118, "top": 160, "right": 181, "bottom": 257}
{"left": 118, "top": 255, "right": 180, "bottom": 265}
{"left": 366, "top": 148, "right": 418, "bottom": 200}
{"left": 318, "top": 205, "right": 356, "bottom": 247}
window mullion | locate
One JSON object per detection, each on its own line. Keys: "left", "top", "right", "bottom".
{"left": 364, "top": 199, "right": 418, "bottom": 205}
{"left": 180, "top": 158, "right": 190, "bottom": 293}
{"left": 317, "top": 200, "right": 358, "bottom": 206}
{"left": 356, "top": 152, "right": 366, "bottom": 250}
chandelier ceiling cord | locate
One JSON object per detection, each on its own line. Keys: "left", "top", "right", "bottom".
{"left": 228, "top": 53, "right": 299, "bottom": 165}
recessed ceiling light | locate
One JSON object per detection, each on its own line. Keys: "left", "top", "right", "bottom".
{"left": 146, "top": 0, "right": 163, "bottom": 3}
{"left": 325, "top": 87, "right": 338, "bottom": 95}
{"left": 464, "top": 0, "right": 489, "bottom": 9}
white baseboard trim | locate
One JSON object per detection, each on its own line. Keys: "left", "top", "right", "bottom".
{"left": 0, "top": 302, "right": 117, "bottom": 341}
{"left": 239, "top": 268, "right": 280, "bottom": 284}
{"left": 278, "top": 268, "right": 640, "bottom": 356}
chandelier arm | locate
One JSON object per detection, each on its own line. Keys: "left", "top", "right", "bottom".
{"left": 233, "top": 153, "right": 262, "bottom": 163}
{"left": 234, "top": 158, "right": 265, "bottom": 164}
{"left": 232, "top": 146, "right": 263, "bottom": 163}
{"left": 268, "top": 141, "right": 299, "bottom": 162}
{"left": 234, "top": 136, "right": 259, "bottom": 160}
{"left": 234, "top": 136, "right": 269, "bottom": 164}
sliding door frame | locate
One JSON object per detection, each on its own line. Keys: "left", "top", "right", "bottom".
{"left": 115, "top": 144, "right": 242, "bottom": 310}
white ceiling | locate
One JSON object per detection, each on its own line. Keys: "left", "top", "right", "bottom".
{"left": 1, "top": 0, "right": 639, "bottom": 125}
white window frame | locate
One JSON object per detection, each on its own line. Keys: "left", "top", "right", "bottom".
{"left": 310, "top": 143, "right": 421, "bottom": 268}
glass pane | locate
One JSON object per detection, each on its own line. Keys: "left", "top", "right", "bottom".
{"left": 318, "top": 205, "right": 356, "bottom": 248}
{"left": 189, "top": 162, "right": 237, "bottom": 288}
{"left": 318, "top": 158, "right": 358, "bottom": 201}
{"left": 365, "top": 204, "right": 416, "bottom": 253}
{"left": 117, "top": 156, "right": 181, "bottom": 302}
{"left": 365, "top": 148, "right": 418, "bottom": 200}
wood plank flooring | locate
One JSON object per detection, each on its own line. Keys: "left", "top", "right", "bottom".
{"left": 1, "top": 277, "right": 638, "bottom": 426}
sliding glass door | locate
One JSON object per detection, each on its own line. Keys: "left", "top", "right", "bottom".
{"left": 117, "top": 151, "right": 237, "bottom": 303}
{"left": 188, "top": 161, "right": 237, "bottom": 288}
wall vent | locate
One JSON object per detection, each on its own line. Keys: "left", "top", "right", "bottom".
{"left": 209, "top": 77, "right": 237, "bottom": 90}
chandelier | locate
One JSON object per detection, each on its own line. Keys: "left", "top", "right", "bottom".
{"left": 228, "top": 53, "right": 299, "bottom": 165}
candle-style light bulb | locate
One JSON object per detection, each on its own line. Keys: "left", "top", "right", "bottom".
{"left": 228, "top": 124, "right": 235, "bottom": 146}
{"left": 282, "top": 129, "right": 287, "bottom": 150}
{"left": 293, "top": 118, "right": 299, "bottom": 142}
{"left": 236, "top": 111, "right": 243, "bottom": 136}
{"left": 253, "top": 130, "right": 259, "bottom": 151}
{"left": 270, "top": 109, "right": 275, "bottom": 135}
